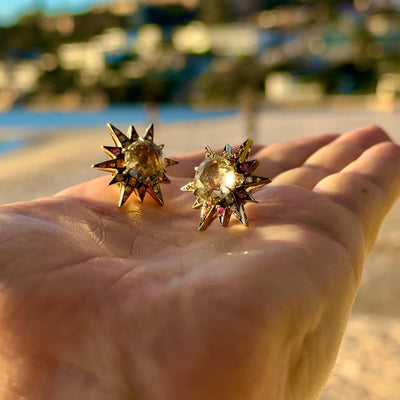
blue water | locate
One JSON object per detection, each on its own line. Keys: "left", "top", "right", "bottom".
{"left": 0, "top": 139, "right": 24, "bottom": 155}
{"left": 0, "top": 104, "right": 236, "bottom": 129}
{"left": 0, "top": 103, "right": 236, "bottom": 155}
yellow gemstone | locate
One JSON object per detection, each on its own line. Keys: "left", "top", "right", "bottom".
{"left": 194, "top": 156, "right": 238, "bottom": 203}
{"left": 124, "top": 140, "right": 164, "bottom": 181}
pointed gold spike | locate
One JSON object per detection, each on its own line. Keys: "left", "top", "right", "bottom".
{"left": 234, "top": 187, "right": 255, "bottom": 202}
{"left": 107, "top": 123, "right": 132, "bottom": 148}
{"left": 165, "top": 158, "right": 179, "bottom": 167}
{"left": 119, "top": 184, "right": 135, "bottom": 207}
{"left": 205, "top": 145, "right": 214, "bottom": 158}
{"left": 238, "top": 139, "right": 253, "bottom": 163}
{"left": 192, "top": 198, "right": 203, "bottom": 209}
{"left": 148, "top": 183, "right": 164, "bottom": 205}
{"left": 181, "top": 182, "right": 195, "bottom": 192}
{"left": 233, "top": 204, "right": 248, "bottom": 226}
{"left": 128, "top": 125, "right": 139, "bottom": 141}
{"left": 143, "top": 123, "right": 154, "bottom": 141}
{"left": 199, "top": 204, "right": 217, "bottom": 231}
{"left": 118, "top": 185, "right": 126, "bottom": 207}
{"left": 223, "top": 143, "right": 232, "bottom": 156}
{"left": 160, "top": 173, "right": 171, "bottom": 184}
{"left": 218, "top": 208, "right": 232, "bottom": 227}
{"left": 92, "top": 159, "right": 118, "bottom": 171}
{"left": 243, "top": 176, "right": 271, "bottom": 190}
{"left": 237, "top": 159, "right": 259, "bottom": 174}
{"left": 108, "top": 173, "right": 126, "bottom": 186}
{"left": 102, "top": 145, "right": 122, "bottom": 158}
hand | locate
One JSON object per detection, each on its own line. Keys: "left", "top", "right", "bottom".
{"left": 0, "top": 126, "right": 399, "bottom": 400}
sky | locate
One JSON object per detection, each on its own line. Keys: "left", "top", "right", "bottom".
{"left": 0, "top": 0, "right": 111, "bottom": 26}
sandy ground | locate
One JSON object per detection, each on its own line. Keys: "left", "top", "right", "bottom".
{"left": 0, "top": 108, "right": 399, "bottom": 398}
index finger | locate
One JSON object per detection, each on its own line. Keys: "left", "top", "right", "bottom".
{"left": 314, "top": 141, "right": 400, "bottom": 256}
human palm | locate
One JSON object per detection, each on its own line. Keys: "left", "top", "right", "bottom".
{"left": 0, "top": 126, "right": 399, "bottom": 400}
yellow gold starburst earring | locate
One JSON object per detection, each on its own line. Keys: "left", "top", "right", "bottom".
{"left": 181, "top": 139, "right": 271, "bottom": 231}
{"left": 92, "top": 123, "right": 178, "bottom": 207}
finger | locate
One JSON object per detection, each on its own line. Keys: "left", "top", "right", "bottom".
{"left": 253, "top": 133, "right": 339, "bottom": 178}
{"left": 314, "top": 141, "right": 400, "bottom": 256}
{"left": 169, "top": 144, "right": 264, "bottom": 178}
{"left": 272, "top": 125, "right": 391, "bottom": 189}
{"left": 170, "top": 135, "right": 338, "bottom": 179}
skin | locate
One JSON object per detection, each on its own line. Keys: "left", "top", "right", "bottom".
{"left": 0, "top": 125, "right": 399, "bottom": 400}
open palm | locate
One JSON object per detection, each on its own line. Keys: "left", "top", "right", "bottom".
{"left": 0, "top": 125, "right": 399, "bottom": 400}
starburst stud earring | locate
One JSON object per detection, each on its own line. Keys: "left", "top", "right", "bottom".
{"left": 181, "top": 139, "right": 271, "bottom": 231}
{"left": 92, "top": 123, "right": 178, "bottom": 207}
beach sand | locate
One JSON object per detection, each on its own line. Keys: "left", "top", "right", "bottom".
{"left": 1, "top": 108, "right": 399, "bottom": 398}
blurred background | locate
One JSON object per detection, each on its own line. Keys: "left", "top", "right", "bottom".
{"left": 1, "top": 1, "right": 400, "bottom": 399}
{"left": 1, "top": 0, "right": 400, "bottom": 114}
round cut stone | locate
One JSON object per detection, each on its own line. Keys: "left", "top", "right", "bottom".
{"left": 124, "top": 140, "right": 164, "bottom": 181}
{"left": 194, "top": 156, "right": 238, "bottom": 203}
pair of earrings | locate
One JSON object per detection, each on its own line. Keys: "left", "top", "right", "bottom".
{"left": 92, "top": 123, "right": 271, "bottom": 231}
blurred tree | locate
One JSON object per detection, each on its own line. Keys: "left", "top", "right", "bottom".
{"left": 103, "top": 70, "right": 179, "bottom": 103}
{"left": 0, "top": 13, "right": 62, "bottom": 55}
{"left": 259, "top": 0, "right": 296, "bottom": 8}
{"left": 141, "top": 5, "right": 196, "bottom": 26}
{"left": 193, "top": 57, "right": 267, "bottom": 104}
{"left": 321, "top": 63, "right": 377, "bottom": 94}
{"left": 36, "top": 66, "right": 79, "bottom": 94}
{"left": 0, "top": 10, "right": 129, "bottom": 57}
{"left": 299, "top": 0, "right": 353, "bottom": 16}
{"left": 351, "top": 19, "right": 374, "bottom": 70}
{"left": 197, "top": 0, "right": 231, "bottom": 23}
{"left": 70, "top": 12, "right": 129, "bottom": 41}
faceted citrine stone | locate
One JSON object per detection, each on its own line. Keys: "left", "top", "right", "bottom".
{"left": 124, "top": 140, "right": 164, "bottom": 181}
{"left": 194, "top": 155, "right": 240, "bottom": 203}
